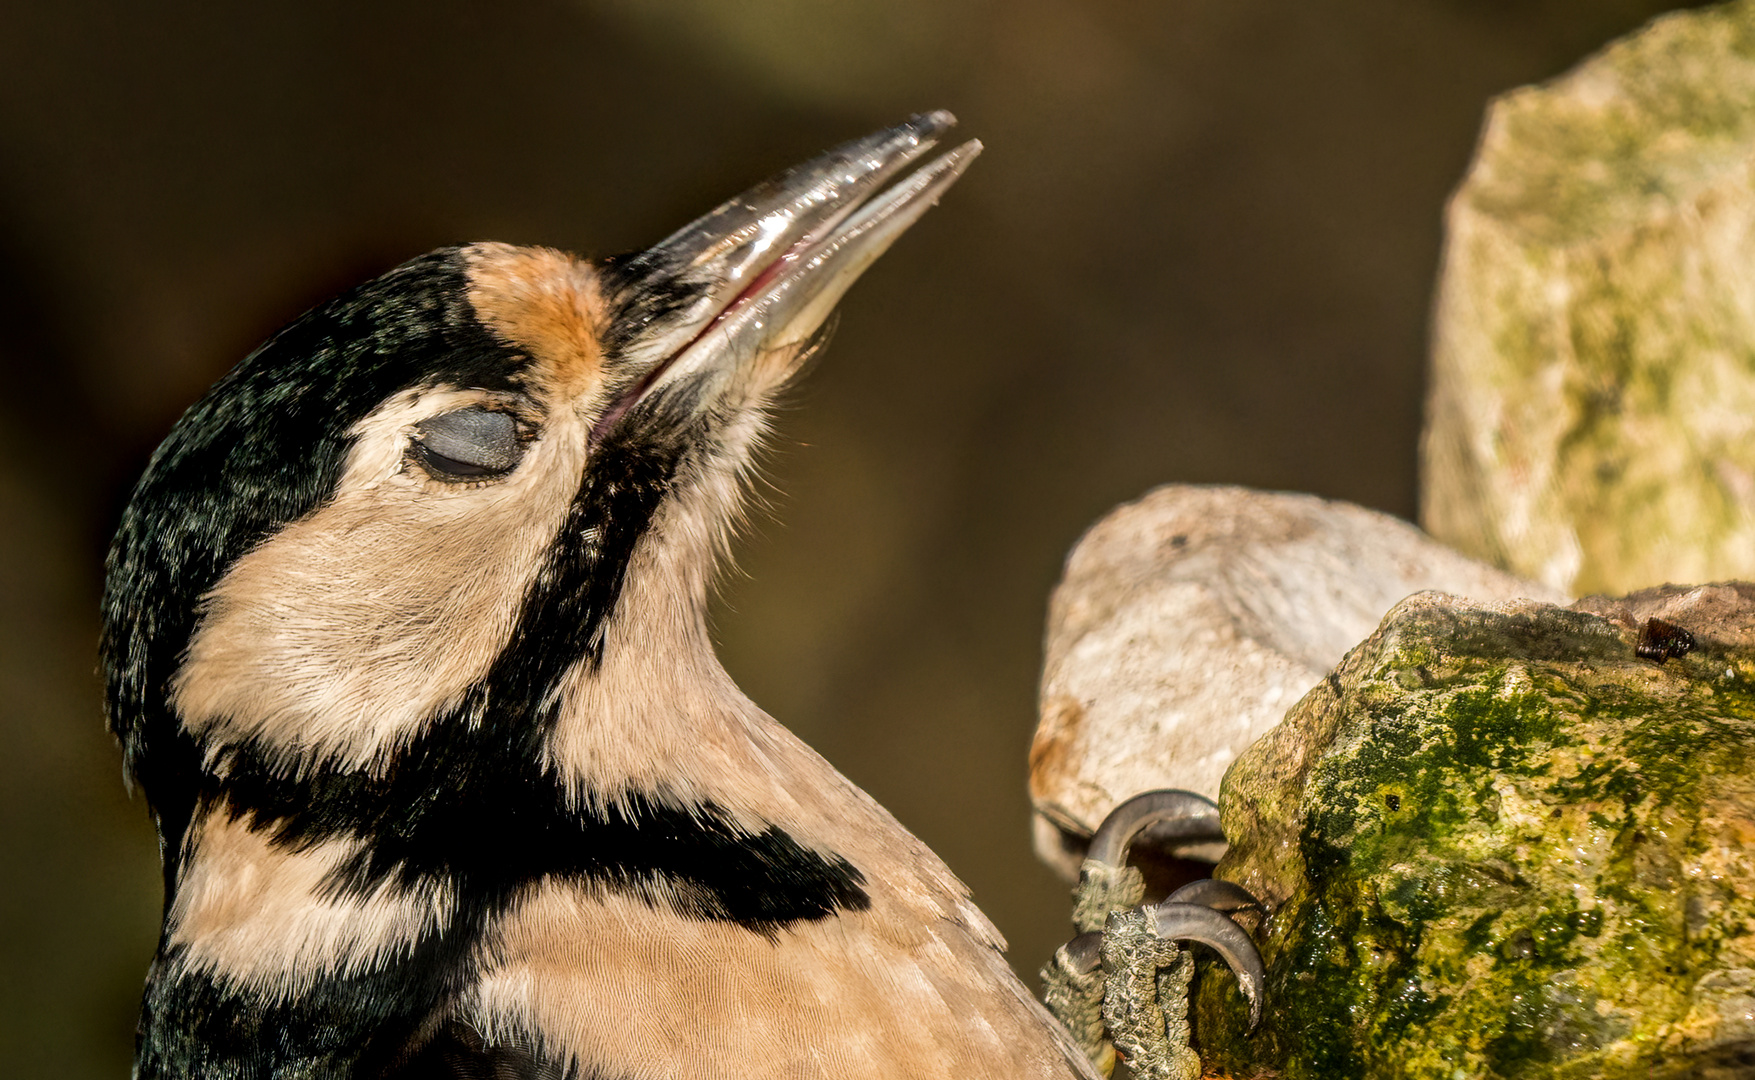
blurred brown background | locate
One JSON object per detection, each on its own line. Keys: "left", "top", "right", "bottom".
{"left": 0, "top": 1, "right": 1711, "bottom": 1075}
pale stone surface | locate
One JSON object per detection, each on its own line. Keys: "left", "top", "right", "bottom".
{"left": 1198, "top": 587, "right": 1755, "bottom": 1078}
{"left": 1424, "top": 0, "right": 1755, "bottom": 597}
{"left": 1030, "top": 484, "right": 1560, "bottom": 877}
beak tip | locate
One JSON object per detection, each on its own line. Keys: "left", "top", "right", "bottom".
{"left": 930, "top": 141, "right": 983, "bottom": 191}
{"left": 911, "top": 109, "right": 960, "bottom": 140}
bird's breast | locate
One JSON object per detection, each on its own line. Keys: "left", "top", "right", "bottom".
{"left": 466, "top": 879, "right": 1080, "bottom": 1080}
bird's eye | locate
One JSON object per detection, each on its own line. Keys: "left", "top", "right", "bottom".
{"left": 410, "top": 407, "right": 526, "bottom": 481}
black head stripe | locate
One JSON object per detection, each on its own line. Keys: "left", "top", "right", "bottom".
{"left": 506, "top": 407, "right": 690, "bottom": 681}
{"left": 592, "top": 249, "right": 712, "bottom": 360}
{"left": 101, "top": 247, "right": 530, "bottom": 886}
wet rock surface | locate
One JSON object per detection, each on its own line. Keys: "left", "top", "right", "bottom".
{"left": 1194, "top": 590, "right": 1755, "bottom": 1078}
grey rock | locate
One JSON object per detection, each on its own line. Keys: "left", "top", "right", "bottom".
{"left": 1424, "top": 0, "right": 1755, "bottom": 597}
{"left": 1030, "top": 484, "right": 1558, "bottom": 877}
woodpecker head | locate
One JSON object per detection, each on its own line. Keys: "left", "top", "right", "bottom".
{"left": 102, "top": 113, "right": 980, "bottom": 885}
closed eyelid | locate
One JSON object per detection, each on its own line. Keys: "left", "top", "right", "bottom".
{"left": 411, "top": 407, "right": 526, "bottom": 479}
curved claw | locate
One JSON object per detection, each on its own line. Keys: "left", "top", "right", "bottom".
{"left": 1150, "top": 901, "right": 1266, "bottom": 1031}
{"left": 1165, "top": 877, "right": 1263, "bottom": 915}
{"left": 1086, "top": 789, "right": 1224, "bottom": 868}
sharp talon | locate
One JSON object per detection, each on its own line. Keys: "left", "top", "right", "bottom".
{"left": 1060, "top": 931, "right": 1104, "bottom": 976}
{"left": 1086, "top": 789, "right": 1223, "bottom": 868}
{"left": 1149, "top": 901, "right": 1267, "bottom": 1032}
{"left": 1165, "top": 877, "right": 1263, "bottom": 915}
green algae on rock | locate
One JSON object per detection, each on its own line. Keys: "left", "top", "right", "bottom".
{"left": 1423, "top": 0, "right": 1755, "bottom": 597}
{"left": 1193, "top": 590, "right": 1755, "bottom": 1078}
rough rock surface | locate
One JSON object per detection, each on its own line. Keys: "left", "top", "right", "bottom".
{"left": 1031, "top": 484, "right": 1558, "bottom": 877}
{"left": 1424, "top": 0, "right": 1755, "bottom": 597}
{"left": 1194, "top": 587, "right": 1755, "bottom": 1078}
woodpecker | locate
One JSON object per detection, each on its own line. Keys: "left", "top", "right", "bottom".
{"left": 103, "top": 113, "right": 1100, "bottom": 1080}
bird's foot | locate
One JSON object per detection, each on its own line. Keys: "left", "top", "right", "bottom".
{"left": 1041, "top": 790, "right": 1266, "bottom": 1078}
{"left": 1100, "top": 907, "right": 1199, "bottom": 1080}
{"left": 1042, "top": 930, "right": 1113, "bottom": 1076}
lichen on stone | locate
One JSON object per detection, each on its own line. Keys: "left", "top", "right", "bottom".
{"left": 1423, "top": 0, "right": 1755, "bottom": 598}
{"left": 1193, "top": 591, "right": 1755, "bottom": 1078}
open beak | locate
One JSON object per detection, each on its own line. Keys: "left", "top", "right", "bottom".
{"left": 594, "top": 111, "right": 981, "bottom": 440}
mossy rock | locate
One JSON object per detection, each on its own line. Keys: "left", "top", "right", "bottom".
{"left": 1192, "top": 589, "right": 1755, "bottom": 1078}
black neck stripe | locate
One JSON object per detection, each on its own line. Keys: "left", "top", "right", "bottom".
{"left": 210, "top": 733, "right": 870, "bottom": 932}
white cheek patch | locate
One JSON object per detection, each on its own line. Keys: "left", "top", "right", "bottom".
{"left": 168, "top": 811, "right": 455, "bottom": 999}
{"left": 173, "top": 388, "right": 590, "bottom": 772}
